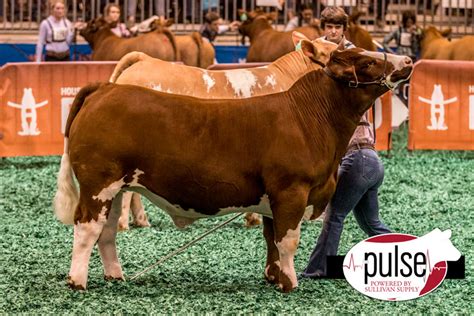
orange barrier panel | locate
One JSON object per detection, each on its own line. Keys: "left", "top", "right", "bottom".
{"left": 0, "top": 62, "right": 392, "bottom": 157}
{"left": 408, "top": 60, "right": 474, "bottom": 150}
{"left": 0, "top": 62, "right": 117, "bottom": 157}
{"left": 372, "top": 91, "right": 392, "bottom": 152}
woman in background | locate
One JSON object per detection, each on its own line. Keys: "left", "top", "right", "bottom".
{"left": 36, "top": 0, "right": 74, "bottom": 62}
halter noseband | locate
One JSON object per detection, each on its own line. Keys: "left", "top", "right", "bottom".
{"left": 323, "top": 52, "right": 393, "bottom": 90}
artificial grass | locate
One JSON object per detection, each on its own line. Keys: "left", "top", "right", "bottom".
{"left": 0, "top": 124, "right": 473, "bottom": 314}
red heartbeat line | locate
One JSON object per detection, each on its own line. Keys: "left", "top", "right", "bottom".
{"left": 424, "top": 249, "right": 447, "bottom": 282}
{"left": 343, "top": 253, "right": 363, "bottom": 271}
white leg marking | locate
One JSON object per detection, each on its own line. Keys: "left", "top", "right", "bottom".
{"left": 275, "top": 223, "right": 301, "bottom": 289}
{"left": 68, "top": 207, "right": 108, "bottom": 289}
{"left": 98, "top": 193, "right": 124, "bottom": 280}
{"left": 93, "top": 178, "right": 126, "bottom": 202}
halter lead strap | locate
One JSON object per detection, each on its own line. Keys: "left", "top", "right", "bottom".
{"left": 324, "top": 52, "right": 391, "bottom": 89}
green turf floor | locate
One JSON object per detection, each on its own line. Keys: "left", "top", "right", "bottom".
{"left": 1, "top": 125, "right": 473, "bottom": 314}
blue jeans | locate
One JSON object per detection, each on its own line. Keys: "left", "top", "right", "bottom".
{"left": 302, "top": 148, "right": 391, "bottom": 277}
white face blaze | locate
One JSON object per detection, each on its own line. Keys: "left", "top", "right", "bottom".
{"left": 360, "top": 51, "right": 412, "bottom": 88}
{"left": 224, "top": 69, "right": 257, "bottom": 98}
{"left": 202, "top": 71, "right": 216, "bottom": 93}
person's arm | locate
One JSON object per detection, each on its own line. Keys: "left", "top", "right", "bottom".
{"left": 218, "top": 24, "right": 230, "bottom": 34}
{"left": 155, "top": 0, "right": 165, "bottom": 18}
{"left": 35, "top": 21, "right": 47, "bottom": 62}
{"left": 284, "top": 16, "right": 298, "bottom": 32}
{"left": 66, "top": 19, "right": 74, "bottom": 46}
{"left": 382, "top": 29, "right": 396, "bottom": 51}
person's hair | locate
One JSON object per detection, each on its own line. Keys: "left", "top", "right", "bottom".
{"left": 204, "top": 11, "right": 220, "bottom": 24}
{"left": 104, "top": 3, "right": 121, "bottom": 17}
{"left": 320, "top": 6, "right": 348, "bottom": 30}
{"left": 402, "top": 10, "right": 416, "bottom": 28}
{"left": 49, "top": 0, "right": 65, "bottom": 10}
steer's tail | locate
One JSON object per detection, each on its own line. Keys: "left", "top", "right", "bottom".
{"left": 190, "top": 32, "right": 203, "bottom": 68}
{"left": 54, "top": 83, "right": 104, "bottom": 224}
{"left": 109, "top": 51, "right": 148, "bottom": 83}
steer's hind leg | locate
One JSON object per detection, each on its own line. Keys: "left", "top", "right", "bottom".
{"left": 118, "top": 191, "right": 133, "bottom": 231}
{"left": 130, "top": 193, "right": 150, "bottom": 228}
{"left": 68, "top": 192, "right": 111, "bottom": 290}
{"left": 263, "top": 216, "right": 280, "bottom": 284}
{"left": 271, "top": 185, "right": 308, "bottom": 292}
{"left": 98, "top": 192, "right": 125, "bottom": 281}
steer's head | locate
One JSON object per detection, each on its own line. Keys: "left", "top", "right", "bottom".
{"left": 79, "top": 17, "right": 110, "bottom": 45}
{"left": 325, "top": 48, "right": 413, "bottom": 92}
{"left": 292, "top": 31, "right": 338, "bottom": 67}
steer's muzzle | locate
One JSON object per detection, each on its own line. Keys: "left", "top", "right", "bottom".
{"left": 387, "top": 57, "right": 414, "bottom": 88}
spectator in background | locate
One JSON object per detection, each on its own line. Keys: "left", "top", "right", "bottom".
{"left": 104, "top": 3, "right": 131, "bottom": 38}
{"left": 383, "top": 10, "right": 422, "bottom": 61}
{"left": 127, "top": 0, "right": 165, "bottom": 27}
{"left": 35, "top": 0, "right": 75, "bottom": 62}
{"left": 200, "top": 11, "right": 240, "bottom": 43}
{"left": 284, "top": 4, "right": 318, "bottom": 31}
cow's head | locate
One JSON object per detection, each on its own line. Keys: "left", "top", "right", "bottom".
{"left": 79, "top": 17, "right": 110, "bottom": 45}
{"left": 238, "top": 10, "right": 275, "bottom": 44}
{"left": 324, "top": 48, "right": 413, "bottom": 92}
{"left": 292, "top": 31, "right": 338, "bottom": 66}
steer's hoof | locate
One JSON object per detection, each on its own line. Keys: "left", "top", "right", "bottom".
{"left": 278, "top": 273, "right": 297, "bottom": 293}
{"left": 104, "top": 275, "right": 125, "bottom": 281}
{"left": 264, "top": 264, "right": 280, "bottom": 284}
{"left": 132, "top": 215, "right": 151, "bottom": 228}
{"left": 67, "top": 276, "right": 86, "bottom": 291}
{"left": 244, "top": 213, "right": 262, "bottom": 227}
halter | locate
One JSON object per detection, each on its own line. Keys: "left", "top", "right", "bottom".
{"left": 323, "top": 52, "right": 393, "bottom": 90}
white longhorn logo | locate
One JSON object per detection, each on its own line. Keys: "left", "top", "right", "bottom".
{"left": 7, "top": 88, "right": 48, "bottom": 136}
{"left": 418, "top": 84, "right": 457, "bottom": 131}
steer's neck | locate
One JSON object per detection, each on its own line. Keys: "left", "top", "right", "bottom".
{"left": 94, "top": 28, "right": 116, "bottom": 45}
{"left": 287, "top": 70, "right": 377, "bottom": 158}
{"left": 248, "top": 18, "right": 272, "bottom": 43}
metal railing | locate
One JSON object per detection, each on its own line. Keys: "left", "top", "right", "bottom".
{"left": 1, "top": 0, "right": 473, "bottom": 36}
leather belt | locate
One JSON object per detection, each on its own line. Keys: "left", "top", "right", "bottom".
{"left": 46, "top": 50, "right": 70, "bottom": 59}
{"left": 346, "top": 142, "right": 375, "bottom": 154}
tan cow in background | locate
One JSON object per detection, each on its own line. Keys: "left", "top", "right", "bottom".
{"left": 421, "top": 26, "right": 474, "bottom": 61}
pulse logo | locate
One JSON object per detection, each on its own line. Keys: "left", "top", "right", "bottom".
{"left": 343, "top": 229, "right": 461, "bottom": 301}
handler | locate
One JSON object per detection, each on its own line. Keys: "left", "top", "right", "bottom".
{"left": 300, "top": 6, "right": 392, "bottom": 279}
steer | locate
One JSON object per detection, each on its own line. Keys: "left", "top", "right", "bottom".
{"left": 54, "top": 48, "right": 413, "bottom": 292}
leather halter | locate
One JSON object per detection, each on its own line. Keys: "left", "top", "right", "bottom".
{"left": 323, "top": 52, "right": 393, "bottom": 90}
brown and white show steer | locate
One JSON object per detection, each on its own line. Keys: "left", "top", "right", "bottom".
{"left": 54, "top": 48, "right": 413, "bottom": 292}
{"left": 110, "top": 33, "right": 339, "bottom": 229}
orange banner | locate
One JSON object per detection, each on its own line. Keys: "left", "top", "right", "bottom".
{"left": 372, "top": 91, "right": 392, "bottom": 152}
{"left": 0, "top": 62, "right": 117, "bottom": 157}
{"left": 408, "top": 60, "right": 474, "bottom": 150}
{"left": 0, "top": 62, "right": 392, "bottom": 157}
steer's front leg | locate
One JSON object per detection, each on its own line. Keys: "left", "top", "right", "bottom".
{"left": 270, "top": 185, "right": 308, "bottom": 292}
{"left": 263, "top": 216, "right": 280, "bottom": 284}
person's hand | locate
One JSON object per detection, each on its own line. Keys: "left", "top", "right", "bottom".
{"left": 229, "top": 20, "right": 241, "bottom": 31}
{"left": 74, "top": 21, "right": 86, "bottom": 30}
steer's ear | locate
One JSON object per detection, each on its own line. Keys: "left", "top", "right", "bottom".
{"left": 165, "top": 18, "right": 175, "bottom": 27}
{"left": 300, "top": 40, "right": 320, "bottom": 61}
{"left": 292, "top": 31, "right": 310, "bottom": 47}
